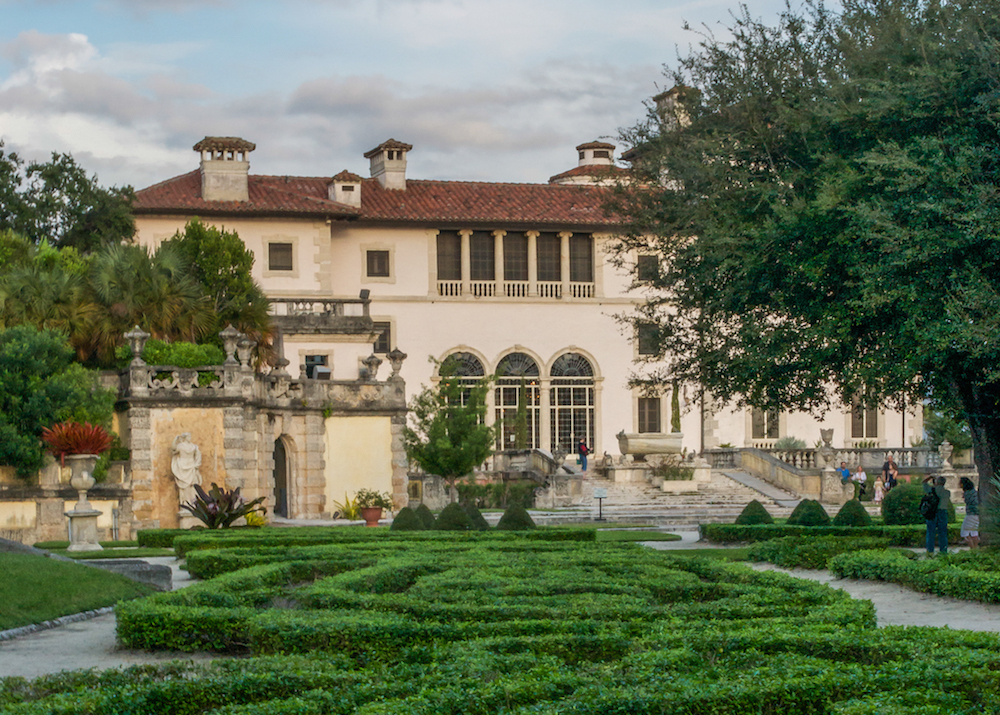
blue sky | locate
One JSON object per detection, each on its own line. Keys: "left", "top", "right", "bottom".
{"left": 0, "top": 0, "right": 795, "bottom": 190}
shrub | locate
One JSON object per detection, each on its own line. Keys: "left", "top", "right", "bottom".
{"left": 735, "top": 500, "right": 774, "bottom": 525}
{"left": 749, "top": 536, "right": 891, "bottom": 569}
{"left": 881, "top": 484, "right": 926, "bottom": 525}
{"left": 434, "top": 502, "right": 473, "bottom": 530}
{"left": 701, "top": 523, "right": 961, "bottom": 546}
{"left": 390, "top": 507, "right": 425, "bottom": 531}
{"left": 773, "top": 436, "right": 807, "bottom": 449}
{"left": 414, "top": 503, "right": 436, "bottom": 529}
{"left": 496, "top": 502, "right": 537, "bottom": 530}
{"left": 182, "top": 483, "right": 266, "bottom": 529}
{"left": 127, "top": 338, "right": 225, "bottom": 368}
{"left": 462, "top": 501, "right": 491, "bottom": 531}
{"left": 832, "top": 499, "right": 873, "bottom": 527}
{"left": 786, "top": 499, "right": 831, "bottom": 527}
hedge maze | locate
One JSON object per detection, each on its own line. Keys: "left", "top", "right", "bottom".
{"left": 3, "top": 531, "right": 1000, "bottom": 713}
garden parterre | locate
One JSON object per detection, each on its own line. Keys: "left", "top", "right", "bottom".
{"left": 3, "top": 532, "right": 1000, "bottom": 713}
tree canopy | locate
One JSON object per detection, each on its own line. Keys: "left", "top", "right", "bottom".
{"left": 610, "top": 0, "right": 1000, "bottom": 498}
{"left": 404, "top": 360, "right": 496, "bottom": 500}
{"left": 0, "top": 144, "right": 135, "bottom": 251}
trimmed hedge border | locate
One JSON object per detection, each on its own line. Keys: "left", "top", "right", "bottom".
{"left": 830, "top": 549, "right": 1000, "bottom": 604}
{"left": 701, "top": 523, "right": 961, "bottom": 546}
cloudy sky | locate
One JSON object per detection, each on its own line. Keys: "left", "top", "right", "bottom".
{"left": 1, "top": 0, "right": 794, "bottom": 191}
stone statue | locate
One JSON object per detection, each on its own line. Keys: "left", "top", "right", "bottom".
{"left": 171, "top": 433, "right": 202, "bottom": 505}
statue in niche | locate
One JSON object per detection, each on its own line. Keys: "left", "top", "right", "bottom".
{"left": 171, "top": 433, "right": 202, "bottom": 505}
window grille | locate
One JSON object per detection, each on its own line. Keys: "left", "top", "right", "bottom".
{"left": 537, "top": 233, "right": 561, "bottom": 282}
{"left": 638, "top": 397, "right": 661, "bottom": 433}
{"left": 549, "top": 353, "right": 595, "bottom": 453}
{"left": 495, "top": 352, "right": 540, "bottom": 449}
{"left": 437, "top": 231, "right": 461, "bottom": 280}
{"left": 366, "top": 250, "right": 390, "bottom": 277}
{"left": 569, "top": 235, "right": 593, "bottom": 283}
{"left": 470, "top": 231, "right": 495, "bottom": 281}
{"left": 503, "top": 233, "right": 529, "bottom": 281}
{"left": 269, "top": 243, "right": 293, "bottom": 271}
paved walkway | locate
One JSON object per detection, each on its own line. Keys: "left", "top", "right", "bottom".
{"left": 3, "top": 536, "right": 1000, "bottom": 680}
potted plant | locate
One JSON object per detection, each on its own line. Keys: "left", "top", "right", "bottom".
{"left": 355, "top": 488, "right": 393, "bottom": 527}
{"left": 41, "top": 422, "right": 112, "bottom": 495}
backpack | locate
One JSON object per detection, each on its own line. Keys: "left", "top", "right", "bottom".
{"left": 919, "top": 489, "right": 940, "bottom": 519}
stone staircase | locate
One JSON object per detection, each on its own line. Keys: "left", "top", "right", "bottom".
{"left": 529, "top": 470, "right": 799, "bottom": 527}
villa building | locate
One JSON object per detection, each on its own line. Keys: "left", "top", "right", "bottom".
{"left": 133, "top": 136, "right": 923, "bottom": 479}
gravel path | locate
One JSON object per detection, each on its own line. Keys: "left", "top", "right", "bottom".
{"left": 3, "top": 535, "right": 1000, "bottom": 681}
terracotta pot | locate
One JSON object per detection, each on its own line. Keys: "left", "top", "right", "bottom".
{"left": 360, "top": 506, "right": 383, "bottom": 527}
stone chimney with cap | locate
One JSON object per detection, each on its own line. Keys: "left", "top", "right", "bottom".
{"left": 329, "top": 170, "right": 363, "bottom": 208}
{"left": 194, "top": 136, "right": 256, "bottom": 202}
{"left": 364, "top": 139, "right": 412, "bottom": 190}
{"left": 576, "top": 141, "right": 615, "bottom": 167}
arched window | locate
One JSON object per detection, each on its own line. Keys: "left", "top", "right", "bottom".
{"left": 495, "top": 352, "right": 540, "bottom": 449}
{"left": 549, "top": 353, "right": 595, "bottom": 453}
{"left": 440, "top": 352, "right": 485, "bottom": 406}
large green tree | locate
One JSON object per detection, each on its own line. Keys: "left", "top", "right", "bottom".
{"left": 0, "top": 144, "right": 135, "bottom": 251}
{"left": 610, "top": 0, "right": 1000, "bottom": 510}
{"left": 404, "top": 360, "right": 496, "bottom": 502}
{"left": 0, "top": 326, "right": 115, "bottom": 478}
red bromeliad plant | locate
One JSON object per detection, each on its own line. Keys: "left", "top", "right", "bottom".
{"left": 41, "top": 422, "right": 112, "bottom": 465}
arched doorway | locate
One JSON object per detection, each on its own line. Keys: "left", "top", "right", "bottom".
{"left": 272, "top": 438, "right": 289, "bottom": 517}
{"left": 495, "top": 352, "right": 540, "bottom": 449}
{"left": 549, "top": 352, "right": 595, "bottom": 453}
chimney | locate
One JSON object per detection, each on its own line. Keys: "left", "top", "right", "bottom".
{"left": 652, "top": 85, "right": 700, "bottom": 132}
{"left": 363, "top": 139, "right": 412, "bottom": 190}
{"left": 328, "top": 170, "right": 363, "bottom": 208}
{"left": 194, "top": 137, "right": 255, "bottom": 202}
{"left": 576, "top": 141, "right": 615, "bottom": 167}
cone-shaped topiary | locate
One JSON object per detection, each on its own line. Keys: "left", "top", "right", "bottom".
{"left": 735, "top": 500, "right": 774, "bottom": 525}
{"left": 786, "top": 499, "right": 831, "bottom": 527}
{"left": 435, "top": 501, "right": 474, "bottom": 530}
{"left": 390, "top": 506, "right": 425, "bottom": 531}
{"left": 462, "top": 501, "right": 491, "bottom": 531}
{"left": 415, "top": 503, "right": 436, "bottom": 529}
{"left": 496, "top": 502, "right": 537, "bottom": 530}
{"left": 832, "top": 499, "right": 873, "bottom": 527}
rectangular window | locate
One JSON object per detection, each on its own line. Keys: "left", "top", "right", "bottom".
{"left": 638, "top": 397, "right": 661, "bottom": 433}
{"left": 537, "top": 232, "right": 561, "bottom": 282}
{"left": 437, "top": 231, "right": 461, "bottom": 280}
{"left": 569, "top": 234, "right": 593, "bottom": 282}
{"left": 637, "top": 323, "right": 658, "bottom": 356}
{"left": 469, "top": 231, "right": 495, "bottom": 281}
{"left": 373, "top": 321, "right": 391, "bottom": 354}
{"left": 268, "top": 243, "right": 293, "bottom": 271}
{"left": 503, "top": 232, "right": 528, "bottom": 281}
{"left": 305, "top": 354, "right": 328, "bottom": 379}
{"left": 752, "top": 408, "right": 779, "bottom": 439}
{"left": 366, "top": 250, "right": 390, "bottom": 278}
{"left": 851, "top": 396, "right": 878, "bottom": 439}
{"left": 637, "top": 254, "right": 659, "bottom": 282}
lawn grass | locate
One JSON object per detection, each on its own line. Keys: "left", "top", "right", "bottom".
{"left": 0, "top": 552, "right": 153, "bottom": 631}
{"left": 52, "top": 548, "right": 175, "bottom": 560}
{"left": 595, "top": 530, "right": 682, "bottom": 542}
{"left": 33, "top": 540, "right": 140, "bottom": 549}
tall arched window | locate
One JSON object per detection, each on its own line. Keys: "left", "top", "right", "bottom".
{"left": 440, "top": 352, "right": 486, "bottom": 405}
{"left": 549, "top": 353, "right": 595, "bottom": 452}
{"left": 495, "top": 352, "right": 540, "bottom": 449}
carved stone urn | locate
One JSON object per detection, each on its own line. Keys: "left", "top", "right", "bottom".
{"left": 64, "top": 454, "right": 103, "bottom": 552}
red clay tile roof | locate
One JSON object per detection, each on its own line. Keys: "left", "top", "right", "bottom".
{"left": 331, "top": 170, "right": 363, "bottom": 182}
{"left": 133, "top": 171, "right": 360, "bottom": 218}
{"left": 134, "top": 172, "right": 621, "bottom": 228}
{"left": 193, "top": 137, "right": 256, "bottom": 152}
{"left": 548, "top": 164, "right": 627, "bottom": 184}
{"left": 576, "top": 141, "right": 615, "bottom": 150}
{"left": 363, "top": 139, "right": 413, "bottom": 158}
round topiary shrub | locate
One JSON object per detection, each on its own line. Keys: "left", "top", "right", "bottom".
{"left": 414, "top": 503, "right": 436, "bottom": 529}
{"left": 434, "top": 502, "right": 474, "bottom": 530}
{"left": 390, "top": 506, "right": 425, "bottom": 531}
{"left": 495, "top": 502, "right": 537, "bottom": 530}
{"left": 462, "top": 501, "right": 491, "bottom": 531}
{"left": 832, "top": 499, "right": 873, "bottom": 527}
{"left": 881, "top": 484, "right": 924, "bottom": 525}
{"left": 786, "top": 499, "right": 831, "bottom": 527}
{"left": 882, "top": 482, "right": 957, "bottom": 524}
{"left": 735, "top": 500, "right": 774, "bottom": 525}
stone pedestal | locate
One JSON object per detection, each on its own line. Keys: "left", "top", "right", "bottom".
{"left": 178, "top": 511, "right": 201, "bottom": 530}
{"left": 65, "top": 507, "right": 103, "bottom": 551}
{"left": 820, "top": 466, "right": 854, "bottom": 507}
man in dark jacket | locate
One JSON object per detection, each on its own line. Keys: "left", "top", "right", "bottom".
{"left": 922, "top": 475, "right": 951, "bottom": 555}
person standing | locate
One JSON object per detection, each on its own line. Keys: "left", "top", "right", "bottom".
{"left": 838, "top": 461, "right": 852, "bottom": 484}
{"left": 577, "top": 438, "right": 590, "bottom": 472}
{"left": 873, "top": 476, "right": 885, "bottom": 505}
{"left": 886, "top": 465, "right": 899, "bottom": 491}
{"left": 881, "top": 455, "right": 897, "bottom": 484}
{"left": 922, "top": 475, "right": 951, "bottom": 555}
{"left": 959, "top": 476, "right": 979, "bottom": 549}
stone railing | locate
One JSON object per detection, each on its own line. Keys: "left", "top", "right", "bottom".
{"left": 268, "top": 297, "right": 370, "bottom": 318}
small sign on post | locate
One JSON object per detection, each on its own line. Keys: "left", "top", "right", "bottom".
{"left": 593, "top": 487, "right": 608, "bottom": 521}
